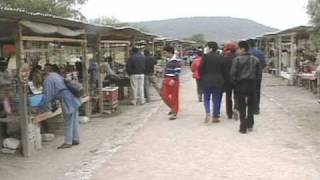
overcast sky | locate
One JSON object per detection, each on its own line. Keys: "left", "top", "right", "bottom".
{"left": 81, "top": 0, "right": 310, "bottom": 30}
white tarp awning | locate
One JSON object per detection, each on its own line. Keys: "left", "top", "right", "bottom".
{"left": 20, "top": 20, "right": 85, "bottom": 37}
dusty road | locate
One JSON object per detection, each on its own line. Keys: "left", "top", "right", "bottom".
{"left": 92, "top": 72, "right": 320, "bottom": 180}
{"left": 0, "top": 70, "right": 319, "bottom": 180}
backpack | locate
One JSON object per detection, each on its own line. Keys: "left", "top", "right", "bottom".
{"left": 64, "top": 79, "right": 84, "bottom": 98}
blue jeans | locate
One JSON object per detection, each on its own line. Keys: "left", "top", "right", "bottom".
{"left": 203, "top": 87, "right": 223, "bottom": 118}
{"left": 64, "top": 110, "right": 80, "bottom": 144}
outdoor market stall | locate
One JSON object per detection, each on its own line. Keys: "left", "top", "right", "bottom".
{"left": 0, "top": 8, "right": 91, "bottom": 156}
{"left": 256, "top": 26, "right": 319, "bottom": 96}
{"left": 91, "top": 26, "right": 157, "bottom": 113}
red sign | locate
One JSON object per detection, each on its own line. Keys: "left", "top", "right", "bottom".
{"left": 3, "top": 44, "right": 16, "bottom": 55}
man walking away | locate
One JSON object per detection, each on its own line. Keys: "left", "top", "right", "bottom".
{"left": 230, "top": 41, "right": 260, "bottom": 134}
{"left": 144, "top": 49, "right": 157, "bottom": 102}
{"left": 248, "top": 39, "right": 266, "bottom": 114}
{"left": 127, "top": 47, "right": 146, "bottom": 105}
{"left": 223, "top": 42, "right": 239, "bottom": 120}
{"left": 200, "top": 42, "right": 227, "bottom": 123}
{"left": 191, "top": 50, "right": 203, "bottom": 102}
{"left": 161, "top": 45, "right": 182, "bottom": 120}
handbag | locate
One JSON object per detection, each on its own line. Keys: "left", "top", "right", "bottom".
{"left": 64, "top": 79, "right": 84, "bottom": 98}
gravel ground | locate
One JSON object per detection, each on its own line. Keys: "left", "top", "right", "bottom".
{"left": 0, "top": 70, "right": 319, "bottom": 180}
{"left": 92, "top": 72, "right": 320, "bottom": 180}
{"left": 0, "top": 87, "right": 162, "bottom": 180}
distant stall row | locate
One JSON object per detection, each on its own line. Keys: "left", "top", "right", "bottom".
{"left": 0, "top": 7, "right": 195, "bottom": 157}
{"left": 250, "top": 26, "right": 320, "bottom": 97}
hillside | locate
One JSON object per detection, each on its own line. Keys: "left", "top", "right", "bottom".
{"left": 132, "top": 17, "right": 278, "bottom": 43}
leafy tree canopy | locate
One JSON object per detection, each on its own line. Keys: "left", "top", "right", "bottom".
{"left": 89, "top": 16, "right": 129, "bottom": 27}
{"left": 89, "top": 16, "right": 150, "bottom": 32}
{"left": 0, "top": 0, "right": 88, "bottom": 20}
{"left": 307, "top": 0, "right": 320, "bottom": 49}
{"left": 185, "top": 34, "right": 206, "bottom": 46}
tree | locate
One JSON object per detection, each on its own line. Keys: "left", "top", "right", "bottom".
{"left": 307, "top": 0, "right": 320, "bottom": 49}
{"left": 89, "top": 16, "right": 150, "bottom": 32}
{"left": 188, "top": 34, "right": 206, "bottom": 44}
{"left": 307, "top": 0, "right": 320, "bottom": 28}
{"left": 89, "top": 16, "right": 129, "bottom": 27}
{"left": 0, "top": 0, "right": 88, "bottom": 20}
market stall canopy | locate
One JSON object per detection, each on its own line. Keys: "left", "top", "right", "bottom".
{"left": 97, "top": 25, "right": 157, "bottom": 41}
{"left": 20, "top": 20, "right": 85, "bottom": 37}
{"left": 277, "top": 26, "right": 313, "bottom": 36}
{"left": 0, "top": 7, "right": 158, "bottom": 44}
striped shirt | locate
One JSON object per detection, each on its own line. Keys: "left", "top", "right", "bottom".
{"left": 165, "top": 57, "right": 182, "bottom": 78}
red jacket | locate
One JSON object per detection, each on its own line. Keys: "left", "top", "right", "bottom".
{"left": 191, "top": 56, "right": 202, "bottom": 80}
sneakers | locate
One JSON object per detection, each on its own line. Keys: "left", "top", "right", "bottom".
{"left": 212, "top": 117, "right": 221, "bottom": 123}
{"left": 239, "top": 129, "right": 247, "bottom": 134}
{"left": 233, "top": 111, "right": 239, "bottom": 120}
{"left": 57, "top": 143, "right": 72, "bottom": 149}
{"left": 169, "top": 112, "right": 177, "bottom": 120}
{"left": 204, "top": 113, "right": 211, "bottom": 123}
{"left": 72, "top": 140, "right": 80, "bottom": 146}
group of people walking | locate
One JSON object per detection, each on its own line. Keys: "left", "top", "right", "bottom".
{"left": 191, "top": 40, "right": 266, "bottom": 134}
{"left": 35, "top": 40, "right": 265, "bottom": 150}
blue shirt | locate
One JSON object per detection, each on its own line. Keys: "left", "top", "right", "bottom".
{"left": 250, "top": 48, "right": 266, "bottom": 68}
{"left": 39, "top": 72, "right": 81, "bottom": 114}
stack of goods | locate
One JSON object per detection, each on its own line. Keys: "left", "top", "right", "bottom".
{"left": 102, "top": 86, "right": 119, "bottom": 112}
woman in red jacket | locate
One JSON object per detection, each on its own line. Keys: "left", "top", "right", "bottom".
{"left": 191, "top": 50, "right": 203, "bottom": 102}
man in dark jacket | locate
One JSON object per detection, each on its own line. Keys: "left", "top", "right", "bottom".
{"left": 230, "top": 41, "right": 261, "bottom": 134}
{"left": 144, "top": 49, "right": 157, "bottom": 102}
{"left": 127, "top": 47, "right": 146, "bottom": 105}
{"left": 200, "top": 41, "right": 227, "bottom": 123}
{"left": 248, "top": 39, "right": 266, "bottom": 114}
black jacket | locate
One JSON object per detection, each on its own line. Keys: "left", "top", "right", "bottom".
{"left": 144, "top": 55, "right": 156, "bottom": 75}
{"left": 200, "top": 52, "right": 227, "bottom": 89}
{"left": 127, "top": 53, "right": 146, "bottom": 75}
{"left": 230, "top": 53, "right": 260, "bottom": 82}
{"left": 224, "top": 52, "right": 238, "bottom": 89}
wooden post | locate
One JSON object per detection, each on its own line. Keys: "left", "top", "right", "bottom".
{"left": 152, "top": 39, "right": 155, "bottom": 55}
{"left": 81, "top": 39, "right": 91, "bottom": 117}
{"left": 162, "top": 40, "right": 166, "bottom": 49}
{"left": 289, "top": 34, "right": 296, "bottom": 85}
{"left": 16, "top": 23, "right": 32, "bottom": 157}
{"left": 96, "top": 34, "right": 104, "bottom": 113}
{"left": 277, "top": 36, "right": 282, "bottom": 76}
{"left": 130, "top": 37, "right": 136, "bottom": 48}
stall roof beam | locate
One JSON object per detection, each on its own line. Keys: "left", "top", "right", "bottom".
{"left": 22, "top": 36, "right": 86, "bottom": 43}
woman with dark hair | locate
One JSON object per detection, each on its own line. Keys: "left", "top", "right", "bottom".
{"left": 191, "top": 50, "right": 203, "bottom": 102}
{"left": 200, "top": 41, "right": 227, "bottom": 123}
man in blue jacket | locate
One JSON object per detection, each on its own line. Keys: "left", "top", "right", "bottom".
{"left": 248, "top": 39, "right": 266, "bottom": 114}
{"left": 39, "top": 64, "right": 81, "bottom": 149}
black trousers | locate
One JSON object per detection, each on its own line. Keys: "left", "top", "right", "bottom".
{"left": 196, "top": 79, "right": 203, "bottom": 101}
{"left": 256, "top": 79, "right": 262, "bottom": 112}
{"left": 225, "top": 84, "right": 238, "bottom": 118}
{"left": 235, "top": 80, "right": 256, "bottom": 131}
